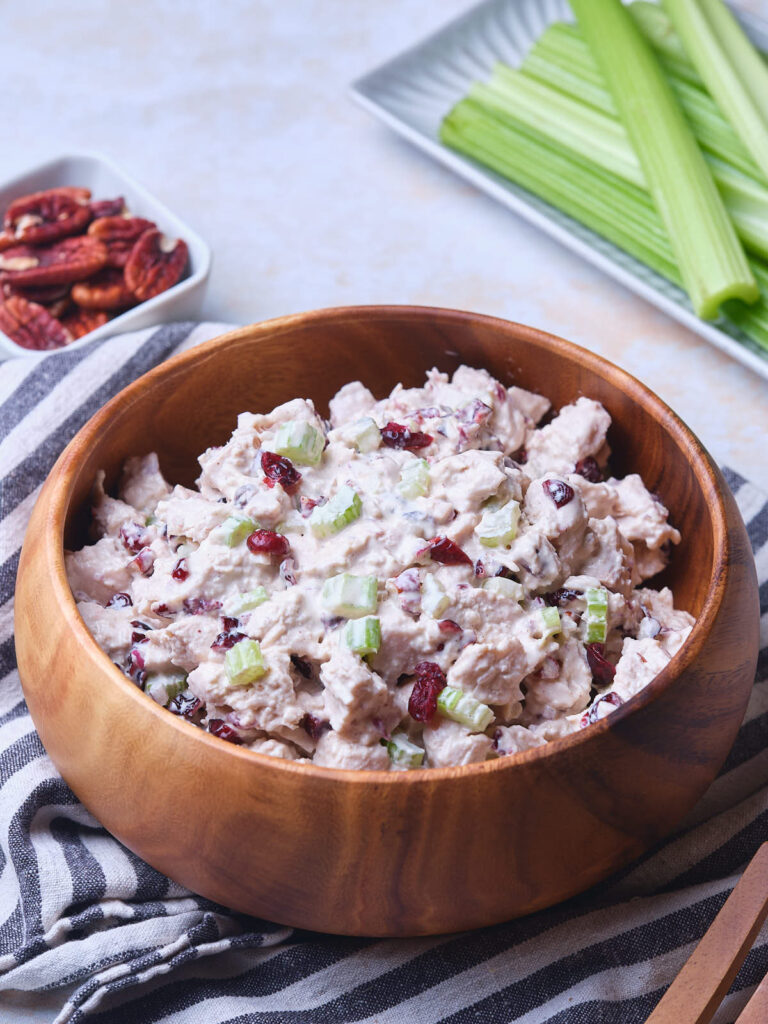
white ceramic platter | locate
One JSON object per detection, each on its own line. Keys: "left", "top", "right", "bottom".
{"left": 0, "top": 151, "right": 211, "bottom": 359}
{"left": 351, "top": 0, "right": 768, "bottom": 381}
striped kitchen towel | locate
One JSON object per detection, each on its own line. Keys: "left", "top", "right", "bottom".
{"left": 0, "top": 322, "right": 766, "bottom": 1024}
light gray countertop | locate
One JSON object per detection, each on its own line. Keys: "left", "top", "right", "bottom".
{"left": 2, "top": 0, "right": 766, "bottom": 488}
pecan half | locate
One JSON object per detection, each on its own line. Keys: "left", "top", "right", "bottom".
{"left": 3, "top": 280, "right": 69, "bottom": 303}
{"left": 88, "top": 215, "right": 156, "bottom": 268}
{"left": 89, "top": 196, "right": 127, "bottom": 219}
{"left": 124, "top": 229, "right": 188, "bottom": 300}
{"left": 2, "top": 282, "right": 71, "bottom": 319}
{"left": 4, "top": 187, "right": 92, "bottom": 246}
{"left": 72, "top": 268, "right": 135, "bottom": 311}
{"left": 0, "top": 294, "right": 71, "bottom": 350}
{"left": 59, "top": 307, "right": 109, "bottom": 340}
{"left": 0, "top": 236, "right": 108, "bottom": 288}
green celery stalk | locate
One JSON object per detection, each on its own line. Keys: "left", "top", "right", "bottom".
{"left": 520, "top": 24, "right": 764, "bottom": 180}
{"left": 440, "top": 98, "right": 768, "bottom": 352}
{"left": 473, "top": 68, "right": 768, "bottom": 260}
{"left": 441, "top": 99, "right": 680, "bottom": 279}
{"left": 662, "top": 0, "right": 768, "bottom": 178}
{"left": 628, "top": 1, "right": 703, "bottom": 84}
{"left": 568, "top": 0, "right": 757, "bottom": 318}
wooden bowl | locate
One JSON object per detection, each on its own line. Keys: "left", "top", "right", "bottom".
{"left": 15, "top": 306, "right": 759, "bottom": 937}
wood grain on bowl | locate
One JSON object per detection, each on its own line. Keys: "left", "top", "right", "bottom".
{"left": 14, "top": 306, "right": 760, "bottom": 936}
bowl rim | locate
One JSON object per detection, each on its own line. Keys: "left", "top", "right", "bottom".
{"left": 32, "top": 303, "right": 728, "bottom": 784}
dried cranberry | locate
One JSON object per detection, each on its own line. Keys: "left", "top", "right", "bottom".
{"left": 457, "top": 399, "right": 492, "bottom": 425}
{"left": 586, "top": 643, "right": 616, "bottom": 688}
{"left": 495, "top": 565, "right": 516, "bottom": 580}
{"left": 542, "top": 479, "right": 574, "bottom": 508}
{"left": 408, "top": 661, "right": 447, "bottom": 722}
{"left": 171, "top": 557, "right": 189, "bottom": 582}
{"left": 419, "top": 536, "right": 472, "bottom": 566}
{"left": 514, "top": 448, "right": 527, "bottom": 465}
{"left": 152, "top": 602, "right": 172, "bottom": 617}
{"left": 380, "top": 421, "right": 433, "bottom": 451}
{"left": 129, "top": 547, "right": 155, "bottom": 575}
{"left": 393, "top": 569, "right": 421, "bottom": 615}
{"left": 544, "top": 588, "right": 582, "bottom": 607}
{"left": 574, "top": 456, "right": 603, "bottom": 483}
{"left": 300, "top": 712, "right": 330, "bottom": 741}
{"left": 211, "top": 630, "right": 247, "bottom": 651}
{"left": 131, "top": 631, "right": 148, "bottom": 644}
{"left": 474, "top": 560, "right": 486, "bottom": 578}
{"left": 261, "top": 450, "right": 302, "bottom": 493}
{"left": 438, "top": 619, "right": 462, "bottom": 635}
{"left": 167, "top": 691, "right": 201, "bottom": 717}
{"left": 208, "top": 719, "right": 243, "bottom": 744}
{"left": 247, "top": 529, "right": 290, "bottom": 557}
{"left": 119, "top": 522, "right": 149, "bottom": 554}
{"left": 183, "top": 597, "right": 222, "bottom": 615}
{"left": 221, "top": 616, "right": 238, "bottom": 631}
{"left": 300, "top": 495, "right": 322, "bottom": 517}
{"left": 106, "top": 591, "right": 132, "bottom": 608}
{"left": 128, "top": 648, "right": 145, "bottom": 675}
{"left": 580, "top": 691, "right": 623, "bottom": 728}
{"left": 291, "top": 655, "right": 313, "bottom": 678}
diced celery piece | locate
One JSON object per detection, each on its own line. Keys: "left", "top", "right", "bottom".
{"left": 344, "top": 616, "right": 381, "bottom": 656}
{"left": 218, "top": 514, "right": 258, "bottom": 547}
{"left": 225, "top": 639, "right": 266, "bottom": 686}
{"left": 387, "top": 732, "right": 425, "bottom": 769}
{"left": 437, "top": 687, "right": 495, "bottom": 732}
{"left": 223, "top": 587, "right": 268, "bottom": 616}
{"left": 321, "top": 573, "right": 378, "bottom": 617}
{"left": 144, "top": 513, "right": 157, "bottom": 526}
{"left": 539, "top": 606, "right": 562, "bottom": 640}
{"left": 585, "top": 586, "right": 609, "bottom": 643}
{"left": 482, "top": 577, "right": 524, "bottom": 602}
{"left": 348, "top": 417, "right": 381, "bottom": 453}
{"left": 475, "top": 501, "right": 520, "bottom": 547}
{"left": 309, "top": 486, "right": 362, "bottom": 538}
{"left": 164, "top": 677, "right": 188, "bottom": 702}
{"left": 398, "top": 458, "right": 430, "bottom": 499}
{"left": 586, "top": 619, "right": 607, "bottom": 643}
{"left": 274, "top": 420, "right": 325, "bottom": 465}
{"left": 143, "top": 674, "right": 187, "bottom": 706}
{"left": 422, "top": 574, "right": 450, "bottom": 618}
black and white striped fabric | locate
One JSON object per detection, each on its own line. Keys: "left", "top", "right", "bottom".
{"left": 1, "top": 323, "right": 766, "bottom": 1023}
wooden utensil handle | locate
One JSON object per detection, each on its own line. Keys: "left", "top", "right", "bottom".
{"left": 735, "top": 968, "right": 768, "bottom": 1024}
{"left": 646, "top": 843, "right": 768, "bottom": 1024}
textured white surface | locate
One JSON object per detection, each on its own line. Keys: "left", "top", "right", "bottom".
{"left": 1, "top": 0, "right": 766, "bottom": 486}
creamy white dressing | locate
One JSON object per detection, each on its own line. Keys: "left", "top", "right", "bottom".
{"left": 67, "top": 365, "right": 694, "bottom": 770}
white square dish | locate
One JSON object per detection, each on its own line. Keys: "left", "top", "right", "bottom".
{"left": 0, "top": 151, "right": 211, "bottom": 358}
{"left": 350, "top": 0, "right": 768, "bottom": 382}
